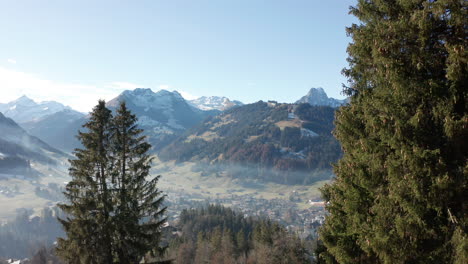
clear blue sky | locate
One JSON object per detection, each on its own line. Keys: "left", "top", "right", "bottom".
{"left": 0, "top": 0, "right": 358, "bottom": 112}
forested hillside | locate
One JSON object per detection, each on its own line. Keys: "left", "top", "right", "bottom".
{"left": 162, "top": 205, "right": 314, "bottom": 264}
{"left": 159, "top": 102, "right": 342, "bottom": 185}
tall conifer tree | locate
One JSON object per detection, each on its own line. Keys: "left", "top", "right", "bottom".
{"left": 320, "top": 1, "right": 467, "bottom": 263}
{"left": 111, "top": 102, "right": 167, "bottom": 262}
{"left": 57, "top": 100, "right": 114, "bottom": 263}
{"left": 57, "top": 101, "right": 167, "bottom": 263}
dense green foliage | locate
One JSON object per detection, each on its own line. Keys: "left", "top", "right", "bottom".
{"left": 57, "top": 101, "right": 167, "bottom": 263}
{"left": 159, "top": 102, "right": 342, "bottom": 185}
{"left": 163, "top": 205, "right": 313, "bottom": 264}
{"left": 320, "top": 1, "right": 467, "bottom": 263}
{"left": 111, "top": 103, "right": 167, "bottom": 263}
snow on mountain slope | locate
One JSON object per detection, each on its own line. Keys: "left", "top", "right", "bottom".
{"left": 1, "top": 89, "right": 219, "bottom": 153}
{"left": 189, "top": 96, "right": 243, "bottom": 111}
{"left": 107, "top": 88, "right": 216, "bottom": 149}
{"left": 0, "top": 96, "right": 72, "bottom": 123}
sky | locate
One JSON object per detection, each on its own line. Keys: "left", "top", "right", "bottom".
{"left": 0, "top": 0, "right": 358, "bottom": 112}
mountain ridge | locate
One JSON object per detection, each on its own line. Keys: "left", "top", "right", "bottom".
{"left": 0, "top": 95, "right": 74, "bottom": 123}
{"left": 107, "top": 88, "right": 218, "bottom": 149}
{"left": 158, "top": 101, "right": 342, "bottom": 185}
{"left": 2, "top": 88, "right": 344, "bottom": 155}
{"left": 0, "top": 112, "right": 67, "bottom": 176}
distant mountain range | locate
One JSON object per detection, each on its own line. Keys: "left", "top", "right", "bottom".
{"left": 0, "top": 88, "right": 345, "bottom": 157}
{"left": 189, "top": 96, "right": 243, "bottom": 111}
{"left": 0, "top": 95, "right": 75, "bottom": 123}
{"left": 296, "top": 87, "right": 348, "bottom": 108}
{"left": 0, "top": 95, "right": 87, "bottom": 152}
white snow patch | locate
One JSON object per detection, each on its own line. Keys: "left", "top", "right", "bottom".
{"left": 301, "top": 128, "right": 318, "bottom": 137}
{"left": 189, "top": 96, "right": 241, "bottom": 111}
{"left": 279, "top": 148, "right": 307, "bottom": 160}
{"left": 151, "top": 125, "right": 175, "bottom": 134}
{"left": 197, "top": 105, "right": 216, "bottom": 111}
{"left": 127, "top": 89, "right": 179, "bottom": 110}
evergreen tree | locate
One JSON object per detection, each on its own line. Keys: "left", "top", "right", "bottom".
{"left": 194, "top": 232, "right": 211, "bottom": 264}
{"left": 57, "top": 101, "right": 167, "bottom": 263}
{"left": 57, "top": 100, "right": 114, "bottom": 263}
{"left": 320, "top": 1, "right": 467, "bottom": 263}
{"left": 235, "top": 230, "right": 247, "bottom": 256}
{"left": 111, "top": 102, "right": 167, "bottom": 262}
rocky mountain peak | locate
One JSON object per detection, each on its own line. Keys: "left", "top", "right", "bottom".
{"left": 0, "top": 96, "right": 71, "bottom": 123}
{"left": 12, "top": 95, "right": 36, "bottom": 106}
{"left": 296, "top": 88, "right": 347, "bottom": 108}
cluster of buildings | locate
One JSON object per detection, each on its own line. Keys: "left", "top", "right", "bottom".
{"left": 163, "top": 188, "right": 327, "bottom": 240}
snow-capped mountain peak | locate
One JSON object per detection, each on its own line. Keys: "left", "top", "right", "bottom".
{"left": 113, "top": 88, "right": 187, "bottom": 110}
{"left": 0, "top": 96, "right": 72, "bottom": 123}
{"left": 189, "top": 96, "right": 243, "bottom": 111}
{"left": 11, "top": 95, "right": 36, "bottom": 106}
{"left": 106, "top": 88, "right": 215, "bottom": 149}
{"left": 155, "top": 89, "right": 185, "bottom": 101}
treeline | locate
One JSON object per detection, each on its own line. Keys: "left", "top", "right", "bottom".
{"left": 1, "top": 205, "right": 317, "bottom": 264}
{"left": 163, "top": 205, "right": 314, "bottom": 264}
{"left": 159, "top": 102, "right": 342, "bottom": 185}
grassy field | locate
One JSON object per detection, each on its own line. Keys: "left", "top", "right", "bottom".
{"left": 0, "top": 157, "right": 330, "bottom": 222}
{"left": 0, "top": 159, "right": 70, "bottom": 222}
{"left": 153, "top": 158, "right": 329, "bottom": 207}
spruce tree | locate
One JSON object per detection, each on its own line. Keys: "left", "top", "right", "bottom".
{"left": 57, "top": 100, "right": 114, "bottom": 263}
{"left": 57, "top": 101, "right": 167, "bottom": 263}
{"left": 111, "top": 101, "right": 167, "bottom": 263}
{"left": 319, "top": 1, "right": 467, "bottom": 263}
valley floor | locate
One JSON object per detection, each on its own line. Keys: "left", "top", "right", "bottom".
{"left": 0, "top": 158, "right": 328, "bottom": 232}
